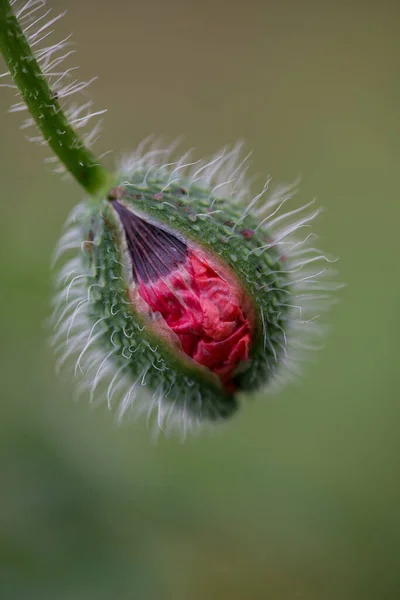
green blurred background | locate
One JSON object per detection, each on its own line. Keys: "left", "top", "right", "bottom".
{"left": 1, "top": 0, "right": 399, "bottom": 598}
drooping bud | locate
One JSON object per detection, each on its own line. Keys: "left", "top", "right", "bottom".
{"left": 52, "top": 143, "right": 337, "bottom": 434}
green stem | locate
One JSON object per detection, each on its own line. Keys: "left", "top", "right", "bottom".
{"left": 0, "top": 0, "right": 113, "bottom": 196}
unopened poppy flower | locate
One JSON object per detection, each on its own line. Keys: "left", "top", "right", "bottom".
{"left": 52, "top": 143, "right": 337, "bottom": 434}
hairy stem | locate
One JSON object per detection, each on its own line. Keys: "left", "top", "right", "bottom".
{"left": 0, "top": 0, "right": 113, "bottom": 196}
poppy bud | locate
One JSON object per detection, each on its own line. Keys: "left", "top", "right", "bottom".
{"left": 52, "top": 144, "right": 337, "bottom": 434}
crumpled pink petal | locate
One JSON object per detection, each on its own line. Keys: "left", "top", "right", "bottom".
{"left": 138, "top": 250, "right": 252, "bottom": 391}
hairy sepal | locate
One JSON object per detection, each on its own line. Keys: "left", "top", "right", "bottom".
{"left": 52, "top": 144, "right": 338, "bottom": 434}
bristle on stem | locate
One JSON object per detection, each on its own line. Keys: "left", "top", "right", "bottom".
{"left": 0, "top": 0, "right": 112, "bottom": 194}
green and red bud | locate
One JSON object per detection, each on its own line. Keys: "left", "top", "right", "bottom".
{"left": 53, "top": 145, "right": 336, "bottom": 434}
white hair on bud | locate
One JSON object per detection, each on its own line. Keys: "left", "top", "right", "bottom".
{"left": 2, "top": 0, "right": 106, "bottom": 173}
{"left": 51, "top": 143, "right": 340, "bottom": 436}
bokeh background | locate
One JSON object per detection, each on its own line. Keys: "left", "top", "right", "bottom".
{"left": 1, "top": 0, "right": 400, "bottom": 598}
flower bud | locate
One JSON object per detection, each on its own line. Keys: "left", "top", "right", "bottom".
{"left": 52, "top": 144, "right": 337, "bottom": 434}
